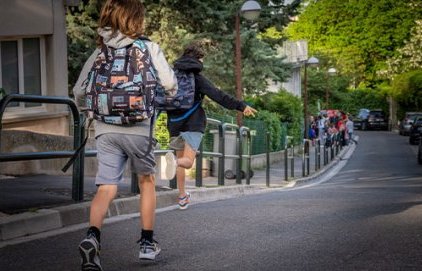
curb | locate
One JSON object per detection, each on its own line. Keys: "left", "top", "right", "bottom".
{"left": 0, "top": 185, "right": 265, "bottom": 241}
{"left": 0, "top": 144, "right": 356, "bottom": 242}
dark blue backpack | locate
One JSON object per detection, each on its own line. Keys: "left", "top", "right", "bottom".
{"left": 155, "top": 69, "right": 195, "bottom": 111}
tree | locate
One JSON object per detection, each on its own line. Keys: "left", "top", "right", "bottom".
{"left": 66, "top": 0, "right": 104, "bottom": 94}
{"left": 66, "top": 0, "right": 298, "bottom": 98}
{"left": 383, "top": 20, "right": 422, "bottom": 79}
{"left": 285, "top": 0, "right": 422, "bottom": 86}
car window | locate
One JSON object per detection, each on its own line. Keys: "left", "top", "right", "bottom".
{"left": 416, "top": 118, "right": 422, "bottom": 125}
{"left": 369, "top": 111, "right": 384, "bottom": 118}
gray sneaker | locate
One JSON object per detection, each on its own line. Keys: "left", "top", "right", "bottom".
{"left": 79, "top": 235, "right": 103, "bottom": 271}
{"left": 138, "top": 239, "right": 161, "bottom": 260}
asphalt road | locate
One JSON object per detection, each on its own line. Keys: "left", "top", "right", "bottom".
{"left": 1, "top": 130, "right": 422, "bottom": 271}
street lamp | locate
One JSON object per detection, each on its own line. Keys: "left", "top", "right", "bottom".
{"left": 326, "top": 67, "right": 337, "bottom": 108}
{"left": 235, "top": 0, "right": 261, "bottom": 126}
{"left": 303, "top": 56, "right": 319, "bottom": 139}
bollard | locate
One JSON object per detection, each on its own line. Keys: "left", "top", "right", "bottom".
{"left": 266, "top": 131, "right": 270, "bottom": 187}
{"left": 284, "top": 147, "right": 288, "bottom": 181}
{"left": 195, "top": 142, "right": 203, "bottom": 187}
{"left": 291, "top": 146, "right": 294, "bottom": 178}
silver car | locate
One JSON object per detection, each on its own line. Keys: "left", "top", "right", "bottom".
{"left": 399, "top": 112, "right": 422, "bottom": 136}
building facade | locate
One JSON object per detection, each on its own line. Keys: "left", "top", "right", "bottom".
{"left": 0, "top": 0, "right": 75, "bottom": 135}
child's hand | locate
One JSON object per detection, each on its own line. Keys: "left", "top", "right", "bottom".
{"left": 243, "top": 106, "right": 257, "bottom": 117}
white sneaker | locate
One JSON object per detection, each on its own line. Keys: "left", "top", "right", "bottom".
{"left": 165, "top": 152, "right": 177, "bottom": 180}
{"left": 178, "top": 192, "right": 191, "bottom": 210}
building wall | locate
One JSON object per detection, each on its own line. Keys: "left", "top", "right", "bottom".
{"left": 0, "top": 0, "right": 70, "bottom": 136}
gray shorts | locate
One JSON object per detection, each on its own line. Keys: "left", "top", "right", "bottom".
{"left": 169, "top": 132, "right": 203, "bottom": 151}
{"left": 95, "top": 133, "right": 156, "bottom": 185}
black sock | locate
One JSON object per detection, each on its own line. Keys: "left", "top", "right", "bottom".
{"left": 87, "top": 226, "right": 101, "bottom": 242}
{"left": 141, "top": 229, "right": 154, "bottom": 242}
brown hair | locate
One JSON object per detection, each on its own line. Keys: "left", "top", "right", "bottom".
{"left": 97, "top": 0, "right": 145, "bottom": 46}
{"left": 182, "top": 42, "right": 205, "bottom": 60}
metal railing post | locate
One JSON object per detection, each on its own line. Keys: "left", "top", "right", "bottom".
{"left": 72, "top": 113, "right": 85, "bottom": 201}
{"left": 266, "top": 131, "right": 270, "bottom": 187}
{"left": 240, "top": 126, "right": 252, "bottom": 185}
{"left": 218, "top": 123, "right": 225, "bottom": 186}
{"left": 0, "top": 94, "right": 84, "bottom": 201}
{"left": 235, "top": 127, "right": 242, "bottom": 185}
{"left": 195, "top": 141, "right": 203, "bottom": 187}
{"left": 302, "top": 140, "right": 306, "bottom": 177}
{"left": 131, "top": 173, "right": 140, "bottom": 193}
{"left": 291, "top": 145, "right": 295, "bottom": 178}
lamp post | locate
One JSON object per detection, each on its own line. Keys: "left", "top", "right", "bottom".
{"left": 235, "top": 0, "right": 261, "bottom": 126}
{"left": 303, "top": 56, "right": 319, "bottom": 139}
{"left": 325, "top": 67, "right": 337, "bottom": 108}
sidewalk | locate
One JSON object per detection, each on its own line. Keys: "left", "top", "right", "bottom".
{"left": 0, "top": 143, "right": 355, "bottom": 243}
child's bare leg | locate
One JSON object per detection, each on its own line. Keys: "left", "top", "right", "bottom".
{"left": 176, "top": 143, "right": 196, "bottom": 198}
{"left": 138, "top": 174, "right": 156, "bottom": 230}
{"left": 89, "top": 184, "right": 118, "bottom": 229}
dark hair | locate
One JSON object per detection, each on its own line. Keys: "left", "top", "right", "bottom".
{"left": 182, "top": 42, "right": 205, "bottom": 59}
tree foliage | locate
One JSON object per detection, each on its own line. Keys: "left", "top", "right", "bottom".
{"left": 383, "top": 20, "right": 422, "bottom": 79}
{"left": 66, "top": 0, "right": 298, "bottom": 99}
{"left": 248, "top": 89, "right": 303, "bottom": 143}
{"left": 286, "top": 0, "right": 422, "bottom": 86}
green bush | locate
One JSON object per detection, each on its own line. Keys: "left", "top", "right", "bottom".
{"left": 247, "top": 90, "right": 303, "bottom": 144}
{"left": 155, "top": 113, "right": 169, "bottom": 149}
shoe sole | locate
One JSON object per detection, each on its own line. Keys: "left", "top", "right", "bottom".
{"left": 79, "top": 239, "right": 103, "bottom": 271}
{"left": 179, "top": 204, "right": 189, "bottom": 210}
{"left": 139, "top": 248, "right": 161, "bottom": 261}
{"left": 165, "top": 152, "right": 177, "bottom": 180}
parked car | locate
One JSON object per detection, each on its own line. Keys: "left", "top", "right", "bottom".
{"left": 399, "top": 112, "right": 422, "bottom": 136}
{"left": 354, "top": 109, "right": 388, "bottom": 130}
{"left": 409, "top": 116, "right": 422, "bottom": 145}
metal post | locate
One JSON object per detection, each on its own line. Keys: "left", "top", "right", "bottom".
{"left": 315, "top": 140, "right": 319, "bottom": 171}
{"left": 236, "top": 128, "right": 242, "bottom": 185}
{"left": 72, "top": 113, "right": 85, "bottom": 201}
{"left": 291, "top": 146, "right": 294, "bottom": 178}
{"left": 196, "top": 142, "right": 203, "bottom": 187}
{"left": 131, "top": 173, "right": 140, "bottom": 193}
{"left": 284, "top": 147, "right": 288, "bottom": 181}
{"left": 306, "top": 141, "right": 310, "bottom": 176}
{"left": 240, "top": 127, "right": 252, "bottom": 185}
{"left": 218, "top": 124, "right": 225, "bottom": 186}
{"left": 302, "top": 141, "right": 306, "bottom": 177}
{"left": 266, "top": 131, "right": 270, "bottom": 187}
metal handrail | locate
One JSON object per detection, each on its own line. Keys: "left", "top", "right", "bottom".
{"left": 0, "top": 94, "right": 84, "bottom": 201}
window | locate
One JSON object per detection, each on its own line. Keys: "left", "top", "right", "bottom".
{"left": 0, "top": 37, "right": 45, "bottom": 108}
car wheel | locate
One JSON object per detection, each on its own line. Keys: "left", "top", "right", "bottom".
{"left": 410, "top": 137, "right": 416, "bottom": 145}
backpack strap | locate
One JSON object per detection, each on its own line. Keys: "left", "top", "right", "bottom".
{"left": 169, "top": 101, "right": 201, "bottom": 122}
{"left": 61, "top": 118, "right": 94, "bottom": 173}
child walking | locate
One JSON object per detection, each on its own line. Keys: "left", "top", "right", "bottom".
{"left": 73, "top": 0, "right": 177, "bottom": 270}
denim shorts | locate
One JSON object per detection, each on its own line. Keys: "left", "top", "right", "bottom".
{"left": 169, "top": 132, "right": 203, "bottom": 151}
{"left": 95, "top": 133, "right": 156, "bottom": 185}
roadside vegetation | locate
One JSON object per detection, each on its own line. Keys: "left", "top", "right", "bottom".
{"left": 66, "top": 0, "right": 422, "bottom": 146}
